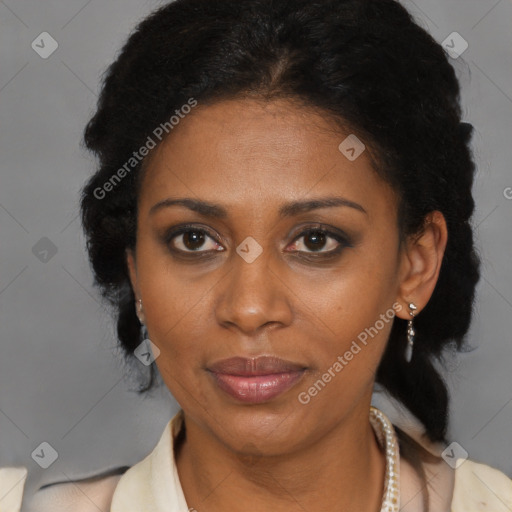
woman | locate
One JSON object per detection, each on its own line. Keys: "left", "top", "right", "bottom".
{"left": 19, "top": 0, "right": 512, "bottom": 510}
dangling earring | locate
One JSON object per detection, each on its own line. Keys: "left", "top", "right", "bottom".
{"left": 405, "top": 302, "right": 417, "bottom": 363}
{"left": 134, "top": 299, "right": 159, "bottom": 365}
{"left": 136, "top": 299, "right": 150, "bottom": 343}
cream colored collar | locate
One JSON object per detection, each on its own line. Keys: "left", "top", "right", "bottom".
{"left": 110, "top": 410, "right": 188, "bottom": 512}
{"left": 110, "top": 408, "right": 512, "bottom": 512}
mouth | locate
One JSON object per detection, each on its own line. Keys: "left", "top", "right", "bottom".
{"left": 207, "top": 356, "right": 307, "bottom": 404}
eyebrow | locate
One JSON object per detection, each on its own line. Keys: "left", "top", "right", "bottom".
{"left": 149, "top": 196, "right": 367, "bottom": 218}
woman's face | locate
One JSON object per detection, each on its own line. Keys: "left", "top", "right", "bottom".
{"left": 127, "top": 97, "right": 409, "bottom": 454}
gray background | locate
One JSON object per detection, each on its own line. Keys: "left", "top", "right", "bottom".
{"left": 1, "top": 0, "right": 511, "bottom": 505}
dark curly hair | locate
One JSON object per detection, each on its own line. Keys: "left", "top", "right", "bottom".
{"left": 80, "top": 0, "right": 480, "bottom": 482}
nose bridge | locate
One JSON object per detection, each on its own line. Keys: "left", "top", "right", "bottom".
{"left": 215, "top": 241, "right": 292, "bottom": 334}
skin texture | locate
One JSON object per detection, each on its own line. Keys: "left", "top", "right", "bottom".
{"left": 126, "top": 97, "right": 448, "bottom": 512}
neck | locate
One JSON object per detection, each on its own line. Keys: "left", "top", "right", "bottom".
{"left": 175, "top": 404, "right": 386, "bottom": 512}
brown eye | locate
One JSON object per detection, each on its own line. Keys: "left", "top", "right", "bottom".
{"left": 182, "top": 230, "right": 206, "bottom": 251}
{"left": 303, "top": 231, "right": 327, "bottom": 251}
{"left": 289, "top": 228, "right": 348, "bottom": 254}
{"left": 165, "top": 226, "right": 223, "bottom": 254}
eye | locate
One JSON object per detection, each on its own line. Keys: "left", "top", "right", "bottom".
{"left": 165, "top": 225, "right": 223, "bottom": 254}
{"left": 163, "top": 224, "right": 352, "bottom": 258}
{"left": 288, "top": 227, "right": 351, "bottom": 255}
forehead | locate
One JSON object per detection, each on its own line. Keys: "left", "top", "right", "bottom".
{"left": 138, "top": 98, "right": 395, "bottom": 219}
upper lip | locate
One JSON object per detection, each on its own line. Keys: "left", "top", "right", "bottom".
{"left": 208, "top": 356, "right": 306, "bottom": 376}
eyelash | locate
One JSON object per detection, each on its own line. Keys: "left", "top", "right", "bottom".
{"left": 162, "top": 223, "right": 353, "bottom": 259}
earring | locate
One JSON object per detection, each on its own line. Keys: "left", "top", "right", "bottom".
{"left": 136, "top": 299, "right": 144, "bottom": 323}
{"left": 405, "top": 302, "right": 417, "bottom": 363}
{"left": 136, "top": 299, "right": 151, "bottom": 343}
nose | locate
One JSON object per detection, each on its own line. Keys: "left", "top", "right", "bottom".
{"left": 214, "top": 247, "right": 293, "bottom": 337}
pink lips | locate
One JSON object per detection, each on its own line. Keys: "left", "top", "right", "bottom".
{"left": 207, "top": 356, "right": 306, "bottom": 403}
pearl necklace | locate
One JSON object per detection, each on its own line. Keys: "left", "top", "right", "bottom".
{"left": 369, "top": 406, "right": 400, "bottom": 512}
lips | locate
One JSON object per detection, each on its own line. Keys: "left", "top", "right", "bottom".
{"left": 207, "top": 356, "right": 306, "bottom": 403}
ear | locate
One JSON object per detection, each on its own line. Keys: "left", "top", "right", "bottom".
{"left": 126, "top": 248, "right": 145, "bottom": 323}
{"left": 395, "top": 211, "right": 448, "bottom": 320}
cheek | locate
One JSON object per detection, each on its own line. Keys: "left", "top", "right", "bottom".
{"left": 143, "top": 287, "right": 208, "bottom": 406}
{"left": 294, "top": 283, "right": 397, "bottom": 415}
{"left": 133, "top": 245, "right": 209, "bottom": 379}
{"left": 298, "top": 278, "right": 396, "bottom": 379}
{"left": 291, "top": 239, "right": 400, "bottom": 387}
{"left": 298, "top": 239, "right": 399, "bottom": 337}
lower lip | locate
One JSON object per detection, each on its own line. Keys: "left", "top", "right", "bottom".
{"left": 210, "top": 371, "right": 305, "bottom": 403}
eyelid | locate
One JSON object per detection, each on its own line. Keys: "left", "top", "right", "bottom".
{"left": 162, "top": 222, "right": 354, "bottom": 257}
{"left": 287, "top": 224, "right": 354, "bottom": 254}
{"left": 163, "top": 224, "right": 223, "bottom": 251}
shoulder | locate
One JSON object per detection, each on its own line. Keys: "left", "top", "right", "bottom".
{"left": 391, "top": 418, "right": 512, "bottom": 511}
{"left": 25, "top": 467, "right": 129, "bottom": 512}
{"left": 452, "top": 459, "right": 512, "bottom": 511}
{"left": 0, "top": 466, "right": 28, "bottom": 512}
